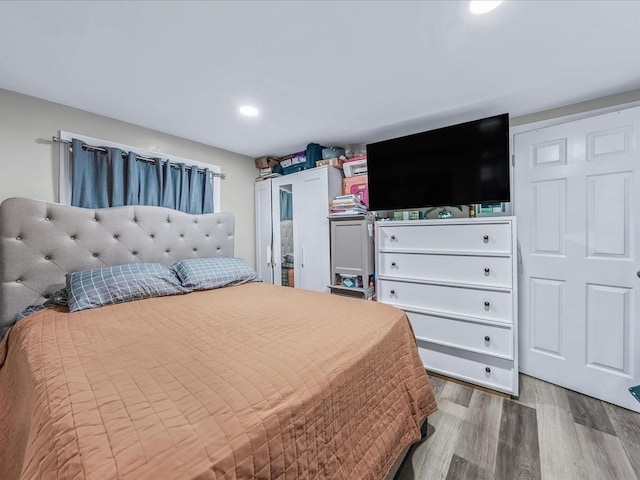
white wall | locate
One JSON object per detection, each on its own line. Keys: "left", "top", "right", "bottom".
{"left": 0, "top": 89, "right": 257, "bottom": 266}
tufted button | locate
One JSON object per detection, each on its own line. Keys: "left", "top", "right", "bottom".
{"left": 16, "top": 236, "right": 21, "bottom": 241}
{"left": 45, "top": 256, "right": 51, "bottom": 260}
{"left": 180, "top": 234, "right": 184, "bottom": 238}
{"left": 166, "top": 219, "right": 170, "bottom": 223}
{"left": 133, "top": 218, "right": 137, "bottom": 223}
{"left": 70, "top": 235, "right": 76, "bottom": 240}
{"left": 45, "top": 217, "right": 50, "bottom": 221}
{"left": 44, "top": 294, "right": 50, "bottom": 299}
{"left": 132, "top": 251, "right": 138, "bottom": 255}
{"left": 93, "top": 253, "right": 99, "bottom": 257}
{"left": 93, "top": 217, "right": 97, "bottom": 222}
{"left": 113, "top": 234, "right": 119, "bottom": 239}
{"left": 150, "top": 234, "right": 155, "bottom": 239}
{"left": 16, "top": 279, "right": 21, "bottom": 283}
{"left": 217, "top": 247, "right": 221, "bottom": 251}
{"left": 193, "top": 220, "right": 198, "bottom": 224}
{"left": 165, "top": 249, "right": 170, "bottom": 253}
{"left": 193, "top": 248, "right": 197, "bottom": 252}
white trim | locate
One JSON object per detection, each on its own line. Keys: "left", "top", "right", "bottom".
{"left": 510, "top": 99, "right": 640, "bottom": 137}
{"left": 58, "top": 131, "right": 221, "bottom": 212}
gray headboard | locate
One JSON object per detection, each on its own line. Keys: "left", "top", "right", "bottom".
{"left": 0, "top": 197, "right": 235, "bottom": 328}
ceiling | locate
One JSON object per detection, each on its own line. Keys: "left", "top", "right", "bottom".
{"left": 1, "top": 1, "right": 640, "bottom": 158}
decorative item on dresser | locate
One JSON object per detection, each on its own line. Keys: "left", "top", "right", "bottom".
{"left": 376, "top": 217, "right": 518, "bottom": 395}
{"left": 254, "top": 165, "right": 342, "bottom": 291}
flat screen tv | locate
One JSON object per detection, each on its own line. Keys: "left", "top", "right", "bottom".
{"left": 366, "top": 113, "right": 510, "bottom": 211}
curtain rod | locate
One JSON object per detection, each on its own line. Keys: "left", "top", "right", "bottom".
{"left": 52, "top": 136, "right": 226, "bottom": 179}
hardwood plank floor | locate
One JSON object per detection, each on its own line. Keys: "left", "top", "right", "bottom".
{"left": 398, "top": 374, "right": 640, "bottom": 480}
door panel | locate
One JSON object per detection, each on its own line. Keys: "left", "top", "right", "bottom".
{"left": 254, "top": 181, "right": 273, "bottom": 284}
{"left": 515, "top": 106, "right": 640, "bottom": 411}
{"left": 294, "top": 170, "right": 329, "bottom": 292}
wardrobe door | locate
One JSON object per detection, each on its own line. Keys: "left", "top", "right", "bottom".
{"left": 254, "top": 180, "right": 273, "bottom": 284}
{"left": 271, "top": 177, "right": 295, "bottom": 288}
{"left": 293, "top": 168, "right": 330, "bottom": 292}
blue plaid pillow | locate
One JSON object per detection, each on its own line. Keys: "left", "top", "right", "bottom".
{"left": 67, "top": 263, "right": 189, "bottom": 312}
{"left": 171, "top": 257, "right": 258, "bottom": 291}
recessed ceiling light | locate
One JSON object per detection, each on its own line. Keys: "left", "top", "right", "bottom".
{"left": 239, "top": 105, "right": 259, "bottom": 117}
{"left": 469, "top": 0, "right": 503, "bottom": 14}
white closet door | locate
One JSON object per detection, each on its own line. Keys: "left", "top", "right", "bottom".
{"left": 254, "top": 180, "right": 273, "bottom": 284}
{"left": 514, "top": 106, "right": 640, "bottom": 411}
{"left": 293, "top": 168, "right": 330, "bottom": 292}
{"left": 270, "top": 178, "right": 286, "bottom": 287}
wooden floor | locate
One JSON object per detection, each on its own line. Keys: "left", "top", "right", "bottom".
{"left": 397, "top": 374, "right": 640, "bottom": 480}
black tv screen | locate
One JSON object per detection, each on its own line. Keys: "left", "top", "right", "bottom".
{"left": 366, "top": 113, "right": 510, "bottom": 211}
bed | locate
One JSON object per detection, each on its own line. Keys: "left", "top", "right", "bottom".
{"left": 0, "top": 198, "right": 436, "bottom": 480}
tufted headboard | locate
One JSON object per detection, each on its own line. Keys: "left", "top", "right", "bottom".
{"left": 0, "top": 197, "right": 235, "bottom": 329}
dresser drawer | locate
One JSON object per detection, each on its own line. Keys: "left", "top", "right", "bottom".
{"left": 407, "top": 312, "right": 513, "bottom": 359}
{"left": 377, "top": 223, "right": 512, "bottom": 254}
{"left": 417, "top": 342, "right": 515, "bottom": 393}
{"left": 379, "top": 252, "right": 512, "bottom": 287}
{"left": 379, "top": 279, "right": 512, "bottom": 323}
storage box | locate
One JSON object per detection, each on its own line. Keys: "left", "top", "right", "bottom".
{"left": 343, "top": 156, "right": 367, "bottom": 177}
{"left": 254, "top": 156, "right": 280, "bottom": 169}
{"left": 342, "top": 175, "right": 369, "bottom": 207}
{"left": 316, "top": 157, "right": 344, "bottom": 169}
{"left": 345, "top": 143, "right": 366, "bottom": 158}
{"left": 280, "top": 151, "right": 307, "bottom": 175}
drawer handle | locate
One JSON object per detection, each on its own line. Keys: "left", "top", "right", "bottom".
{"left": 484, "top": 336, "right": 491, "bottom": 342}
{"left": 390, "top": 289, "right": 396, "bottom": 295}
{"left": 390, "top": 235, "right": 397, "bottom": 241}
{"left": 485, "top": 367, "right": 491, "bottom": 373}
{"left": 484, "top": 267, "right": 490, "bottom": 275}
{"left": 483, "top": 235, "right": 489, "bottom": 243}
{"left": 484, "top": 301, "right": 490, "bottom": 308}
{"left": 391, "top": 262, "right": 397, "bottom": 267}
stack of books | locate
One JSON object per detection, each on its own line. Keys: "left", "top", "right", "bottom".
{"left": 329, "top": 194, "right": 367, "bottom": 216}
{"left": 255, "top": 167, "right": 282, "bottom": 182}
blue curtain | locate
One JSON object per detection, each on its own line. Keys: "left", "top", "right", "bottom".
{"left": 71, "top": 139, "right": 214, "bottom": 213}
{"left": 280, "top": 190, "right": 293, "bottom": 221}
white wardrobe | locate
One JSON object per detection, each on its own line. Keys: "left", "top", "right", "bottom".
{"left": 255, "top": 166, "right": 342, "bottom": 292}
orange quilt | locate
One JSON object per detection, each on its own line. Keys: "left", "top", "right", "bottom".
{"left": 0, "top": 283, "right": 436, "bottom": 479}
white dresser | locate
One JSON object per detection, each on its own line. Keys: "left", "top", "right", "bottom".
{"left": 376, "top": 217, "right": 518, "bottom": 395}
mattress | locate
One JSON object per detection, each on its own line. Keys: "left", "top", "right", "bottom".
{"left": 0, "top": 282, "right": 436, "bottom": 479}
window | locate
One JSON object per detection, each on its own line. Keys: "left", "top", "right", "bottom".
{"left": 58, "top": 131, "right": 222, "bottom": 212}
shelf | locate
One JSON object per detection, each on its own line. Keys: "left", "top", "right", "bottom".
{"left": 328, "top": 284, "right": 374, "bottom": 293}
